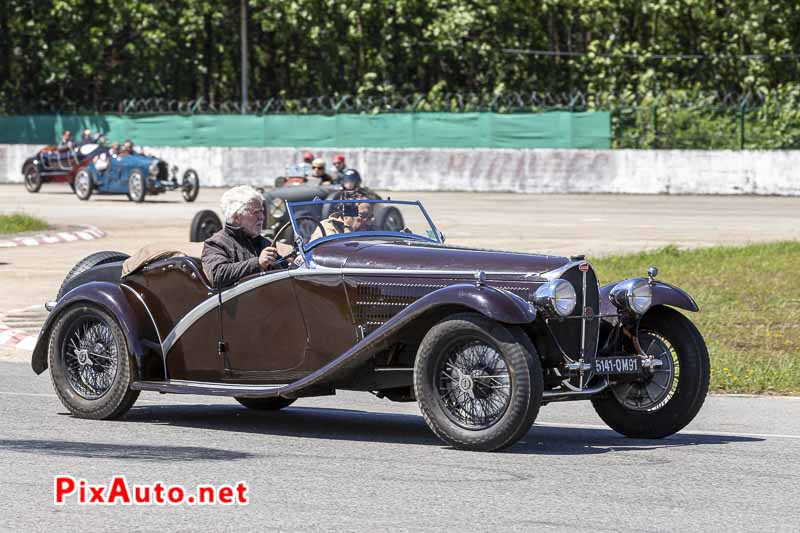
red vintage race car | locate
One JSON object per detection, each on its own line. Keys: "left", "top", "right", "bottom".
{"left": 21, "top": 143, "right": 106, "bottom": 193}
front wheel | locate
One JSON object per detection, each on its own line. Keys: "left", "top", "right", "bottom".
{"left": 24, "top": 165, "right": 42, "bottom": 193}
{"left": 128, "top": 170, "right": 146, "bottom": 202}
{"left": 48, "top": 304, "right": 140, "bottom": 419}
{"left": 591, "top": 306, "right": 710, "bottom": 439}
{"left": 414, "top": 313, "right": 542, "bottom": 452}
{"left": 235, "top": 397, "right": 296, "bottom": 411}
{"left": 181, "top": 169, "right": 199, "bottom": 202}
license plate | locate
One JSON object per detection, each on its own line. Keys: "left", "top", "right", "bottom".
{"left": 594, "top": 356, "right": 641, "bottom": 375}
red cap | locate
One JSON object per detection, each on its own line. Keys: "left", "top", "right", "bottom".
{"left": 333, "top": 154, "right": 345, "bottom": 163}
{"left": 302, "top": 151, "right": 314, "bottom": 162}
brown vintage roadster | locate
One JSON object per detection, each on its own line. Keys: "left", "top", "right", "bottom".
{"left": 32, "top": 199, "right": 709, "bottom": 451}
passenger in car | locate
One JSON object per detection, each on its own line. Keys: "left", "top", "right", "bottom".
{"left": 201, "top": 185, "right": 281, "bottom": 288}
{"left": 310, "top": 196, "right": 375, "bottom": 241}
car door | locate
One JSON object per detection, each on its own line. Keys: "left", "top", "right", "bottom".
{"left": 219, "top": 271, "right": 309, "bottom": 381}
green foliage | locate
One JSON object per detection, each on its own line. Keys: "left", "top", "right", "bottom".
{"left": 1, "top": 1, "right": 800, "bottom": 148}
{"left": 592, "top": 242, "right": 800, "bottom": 394}
{"left": 0, "top": 213, "right": 50, "bottom": 234}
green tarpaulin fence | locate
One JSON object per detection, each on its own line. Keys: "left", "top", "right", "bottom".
{"left": 0, "top": 112, "right": 610, "bottom": 149}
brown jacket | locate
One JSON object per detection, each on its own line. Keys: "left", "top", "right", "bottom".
{"left": 201, "top": 225, "right": 270, "bottom": 288}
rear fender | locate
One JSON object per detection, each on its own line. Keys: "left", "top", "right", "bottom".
{"left": 599, "top": 280, "right": 699, "bottom": 315}
{"left": 31, "top": 282, "right": 164, "bottom": 380}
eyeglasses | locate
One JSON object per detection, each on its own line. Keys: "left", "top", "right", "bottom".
{"left": 312, "top": 166, "right": 324, "bottom": 170}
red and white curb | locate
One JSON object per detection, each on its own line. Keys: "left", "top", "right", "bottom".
{"left": 0, "top": 305, "right": 45, "bottom": 351}
{"left": 0, "top": 225, "right": 105, "bottom": 248}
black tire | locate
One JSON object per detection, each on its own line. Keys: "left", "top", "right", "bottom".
{"left": 73, "top": 168, "right": 93, "bottom": 200}
{"left": 235, "top": 397, "right": 296, "bottom": 411}
{"left": 181, "top": 169, "right": 200, "bottom": 202}
{"left": 414, "top": 312, "right": 543, "bottom": 452}
{"left": 128, "top": 170, "right": 146, "bottom": 202}
{"left": 57, "top": 251, "right": 131, "bottom": 300}
{"left": 591, "top": 306, "right": 710, "bottom": 439}
{"left": 378, "top": 207, "right": 404, "bottom": 232}
{"left": 48, "top": 304, "right": 140, "bottom": 420}
{"left": 189, "top": 210, "right": 223, "bottom": 242}
{"left": 24, "top": 165, "right": 42, "bottom": 193}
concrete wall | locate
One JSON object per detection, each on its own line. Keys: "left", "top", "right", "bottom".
{"left": 2, "top": 144, "right": 799, "bottom": 195}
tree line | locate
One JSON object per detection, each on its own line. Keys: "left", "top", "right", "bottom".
{"left": 1, "top": 0, "right": 799, "bottom": 113}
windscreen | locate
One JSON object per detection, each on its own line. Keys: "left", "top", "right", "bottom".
{"left": 285, "top": 199, "right": 440, "bottom": 249}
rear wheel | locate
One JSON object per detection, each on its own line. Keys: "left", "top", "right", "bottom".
{"left": 24, "top": 165, "right": 42, "bottom": 193}
{"left": 74, "top": 169, "right": 93, "bottom": 200}
{"left": 48, "top": 304, "right": 139, "bottom": 419}
{"left": 235, "top": 397, "right": 295, "bottom": 411}
{"left": 591, "top": 306, "right": 709, "bottom": 438}
{"left": 378, "top": 207, "right": 404, "bottom": 232}
{"left": 57, "top": 251, "right": 130, "bottom": 300}
{"left": 128, "top": 170, "right": 146, "bottom": 202}
{"left": 414, "top": 313, "right": 542, "bottom": 451}
{"left": 189, "top": 210, "right": 222, "bottom": 242}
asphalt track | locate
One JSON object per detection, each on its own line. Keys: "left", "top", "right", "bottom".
{"left": 2, "top": 184, "right": 800, "bottom": 531}
{"left": 1, "top": 361, "right": 799, "bottom": 532}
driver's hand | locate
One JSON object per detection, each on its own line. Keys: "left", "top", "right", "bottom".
{"left": 258, "top": 246, "right": 279, "bottom": 270}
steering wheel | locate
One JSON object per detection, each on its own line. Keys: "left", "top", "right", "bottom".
{"left": 272, "top": 216, "right": 326, "bottom": 265}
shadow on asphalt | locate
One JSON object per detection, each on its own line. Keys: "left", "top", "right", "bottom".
{"left": 0, "top": 438, "right": 255, "bottom": 461}
{"left": 119, "top": 403, "right": 764, "bottom": 454}
{"left": 90, "top": 198, "right": 180, "bottom": 204}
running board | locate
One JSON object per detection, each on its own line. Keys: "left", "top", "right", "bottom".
{"left": 131, "top": 380, "right": 289, "bottom": 398}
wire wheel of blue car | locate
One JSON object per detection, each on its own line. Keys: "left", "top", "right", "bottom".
{"left": 74, "top": 169, "right": 93, "bottom": 200}
{"left": 128, "top": 170, "right": 146, "bottom": 202}
{"left": 181, "top": 169, "right": 200, "bottom": 202}
{"left": 414, "top": 312, "right": 543, "bottom": 451}
{"left": 48, "top": 304, "right": 139, "bottom": 420}
{"left": 24, "top": 165, "right": 42, "bottom": 193}
{"left": 591, "top": 306, "right": 710, "bottom": 439}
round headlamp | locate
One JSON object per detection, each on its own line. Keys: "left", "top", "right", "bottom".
{"left": 269, "top": 197, "right": 285, "bottom": 219}
{"left": 533, "top": 279, "right": 577, "bottom": 317}
{"left": 609, "top": 278, "right": 653, "bottom": 315}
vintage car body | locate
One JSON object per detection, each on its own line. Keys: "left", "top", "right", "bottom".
{"left": 22, "top": 143, "right": 105, "bottom": 192}
{"left": 74, "top": 153, "right": 199, "bottom": 203}
{"left": 34, "top": 199, "right": 709, "bottom": 451}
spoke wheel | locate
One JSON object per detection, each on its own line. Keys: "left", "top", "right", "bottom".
{"left": 436, "top": 338, "right": 511, "bottom": 430}
{"left": 612, "top": 331, "right": 678, "bottom": 411}
{"left": 48, "top": 304, "right": 139, "bottom": 420}
{"left": 414, "top": 312, "right": 542, "bottom": 452}
{"left": 62, "top": 317, "right": 119, "bottom": 399}
{"left": 591, "top": 306, "right": 709, "bottom": 439}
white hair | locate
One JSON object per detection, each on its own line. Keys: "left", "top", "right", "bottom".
{"left": 221, "top": 185, "right": 263, "bottom": 224}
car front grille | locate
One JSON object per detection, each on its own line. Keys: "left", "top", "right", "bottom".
{"left": 545, "top": 263, "right": 601, "bottom": 363}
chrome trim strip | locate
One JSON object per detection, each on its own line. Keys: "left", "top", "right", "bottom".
{"left": 580, "top": 267, "right": 587, "bottom": 360}
{"left": 121, "top": 283, "right": 168, "bottom": 379}
{"left": 161, "top": 269, "right": 295, "bottom": 357}
{"left": 160, "top": 264, "right": 551, "bottom": 357}
{"left": 131, "top": 379, "right": 288, "bottom": 396}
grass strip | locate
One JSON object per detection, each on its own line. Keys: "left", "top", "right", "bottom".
{"left": 0, "top": 213, "right": 50, "bottom": 234}
{"left": 592, "top": 242, "right": 800, "bottom": 395}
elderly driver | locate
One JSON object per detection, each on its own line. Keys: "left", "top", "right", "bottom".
{"left": 201, "top": 185, "right": 280, "bottom": 288}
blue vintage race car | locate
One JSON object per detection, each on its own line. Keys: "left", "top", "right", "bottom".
{"left": 73, "top": 150, "right": 199, "bottom": 202}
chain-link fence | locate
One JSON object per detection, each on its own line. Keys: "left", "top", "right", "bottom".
{"left": 4, "top": 91, "right": 800, "bottom": 149}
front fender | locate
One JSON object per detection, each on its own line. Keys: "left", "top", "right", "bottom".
{"left": 31, "top": 282, "right": 162, "bottom": 379}
{"left": 599, "top": 279, "right": 699, "bottom": 315}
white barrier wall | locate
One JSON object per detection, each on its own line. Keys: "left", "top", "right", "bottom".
{"left": 2, "top": 144, "right": 799, "bottom": 195}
